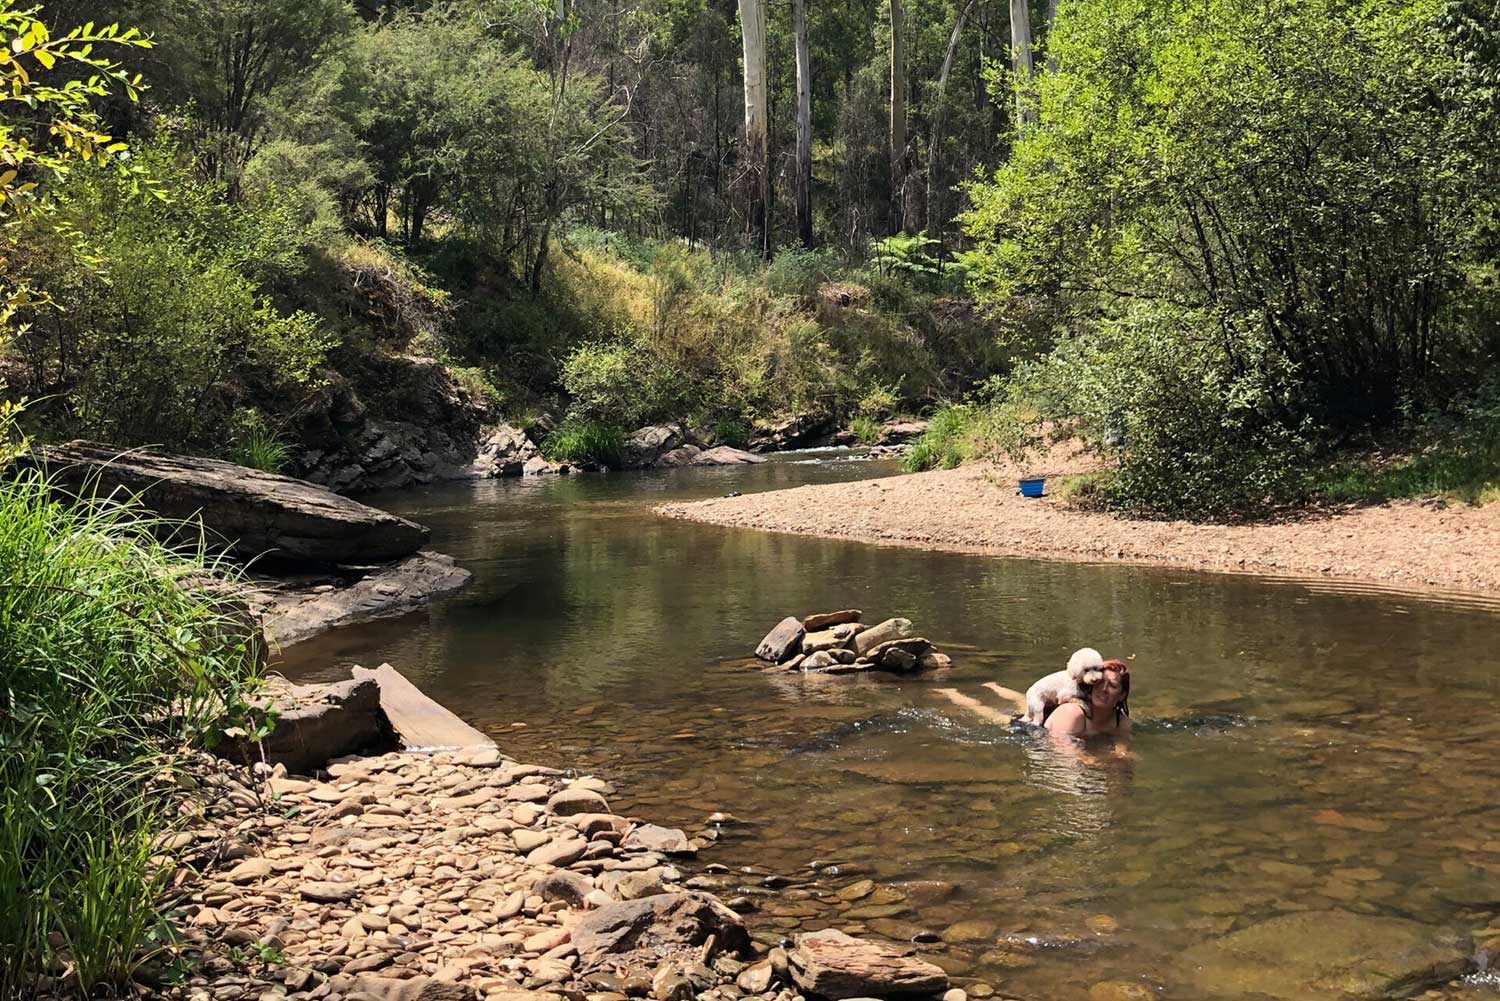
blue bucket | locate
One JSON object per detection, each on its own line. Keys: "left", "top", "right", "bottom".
{"left": 1019, "top": 477, "right": 1045, "bottom": 497}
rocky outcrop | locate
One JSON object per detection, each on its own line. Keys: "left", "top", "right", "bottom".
{"left": 472, "top": 423, "right": 540, "bottom": 477}
{"left": 36, "top": 442, "right": 429, "bottom": 565}
{"left": 623, "top": 425, "right": 686, "bottom": 469}
{"left": 753, "top": 610, "right": 954, "bottom": 675}
{"left": 218, "top": 676, "right": 393, "bottom": 774}
{"left": 748, "top": 412, "right": 833, "bottom": 452}
{"left": 571, "top": 892, "right": 749, "bottom": 971}
{"left": 788, "top": 928, "right": 948, "bottom": 998}
{"left": 251, "top": 552, "right": 472, "bottom": 648}
{"left": 294, "top": 356, "right": 489, "bottom": 494}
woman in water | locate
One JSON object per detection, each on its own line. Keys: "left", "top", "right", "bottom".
{"left": 935, "top": 659, "right": 1132, "bottom": 746}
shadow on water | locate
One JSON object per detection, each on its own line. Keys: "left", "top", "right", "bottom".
{"left": 279, "top": 456, "right": 1500, "bottom": 1001}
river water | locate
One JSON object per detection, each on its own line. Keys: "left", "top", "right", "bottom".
{"left": 281, "top": 454, "right": 1500, "bottom": 1001}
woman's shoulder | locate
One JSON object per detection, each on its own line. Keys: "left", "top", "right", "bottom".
{"left": 1044, "top": 701, "right": 1088, "bottom": 733}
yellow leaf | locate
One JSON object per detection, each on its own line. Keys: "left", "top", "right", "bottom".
{"left": 0, "top": 169, "right": 15, "bottom": 187}
{"left": 33, "top": 48, "right": 54, "bottom": 70}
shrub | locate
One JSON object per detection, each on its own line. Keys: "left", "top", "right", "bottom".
{"left": 9, "top": 136, "right": 333, "bottom": 452}
{"left": 0, "top": 469, "right": 264, "bottom": 995}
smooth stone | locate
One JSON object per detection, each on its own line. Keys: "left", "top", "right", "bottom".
{"left": 527, "top": 838, "right": 588, "bottom": 868}
{"left": 622, "top": 825, "right": 695, "bottom": 855}
{"left": 788, "top": 928, "right": 947, "bottom": 998}
{"left": 549, "top": 788, "right": 610, "bottom": 816}
{"left": 802, "top": 610, "right": 862, "bottom": 631}
{"left": 756, "top": 618, "right": 806, "bottom": 663}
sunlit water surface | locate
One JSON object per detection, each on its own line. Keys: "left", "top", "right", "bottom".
{"left": 280, "top": 455, "right": 1500, "bottom": 1001}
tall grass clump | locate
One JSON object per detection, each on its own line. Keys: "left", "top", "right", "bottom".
{"left": 0, "top": 466, "right": 265, "bottom": 998}
{"left": 902, "top": 405, "right": 976, "bottom": 471}
{"left": 540, "top": 418, "right": 626, "bottom": 467}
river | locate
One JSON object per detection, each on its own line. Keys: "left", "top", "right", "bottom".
{"left": 281, "top": 453, "right": 1500, "bottom": 1001}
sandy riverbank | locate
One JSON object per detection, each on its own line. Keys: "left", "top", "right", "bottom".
{"left": 659, "top": 462, "right": 1500, "bottom": 597}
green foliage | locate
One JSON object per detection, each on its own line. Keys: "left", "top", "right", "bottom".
{"left": 1316, "top": 385, "right": 1500, "bottom": 505}
{"left": 0, "top": 468, "right": 263, "bottom": 996}
{"left": 541, "top": 417, "right": 625, "bottom": 466}
{"left": 559, "top": 339, "right": 686, "bottom": 429}
{"left": 9, "top": 136, "right": 332, "bottom": 451}
{"left": 960, "top": 0, "right": 1500, "bottom": 516}
{"left": 903, "top": 404, "right": 975, "bottom": 471}
{"left": 870, "top": 233, "right": 949, "bottom": 283}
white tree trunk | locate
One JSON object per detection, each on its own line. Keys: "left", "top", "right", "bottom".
{"left": 1011, "top": 0, "right": 1036, "bottom": 127}
{"left": 738, "top": 0, "right": 771, "bottom": 257}
{"left": 794, "top": 0, "right": 813, "bottom": 247}
{"left": 925, "top": 0, "right": 975, "bottom": 235}
{"left": 890, "top": 0, "right": 909, "bottom": 233}
{"left": 1045, "top": 0, "right": 1061, "bottom": 73}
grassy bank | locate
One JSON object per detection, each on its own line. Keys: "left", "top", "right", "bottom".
{"left": 0, "top": 467, "right": 264, "bottom": 997}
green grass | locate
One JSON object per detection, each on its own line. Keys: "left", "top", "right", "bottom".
{"left": 849, "top": 415, "right": 881, "bottom": 445}
{"left": 1316, "top": 443, "right": 1500, "bottom": 506}
{"left": 232, "top": 423, "right": 292, "bottom": 474}
{"left": 1050, "top": 470, "right": 1119, "bottom": 508}
{"left": 540, "top": 418, "right": 625, "bottom": 467}
{"left": 0, "top": 466, "right": 265, "bottom": 997}
{"left": 902, "top": 405, "right": 975, "bottom": 472}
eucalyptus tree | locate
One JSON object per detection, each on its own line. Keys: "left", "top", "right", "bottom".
{"left": 738, "top": 0, "right": 771, "bottom": 256}
{"left": 793, "top": 0, "right": 813, "bottom": 246}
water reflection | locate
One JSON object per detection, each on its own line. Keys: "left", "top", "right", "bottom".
{"left": 280, "top": 457, "right": 1500, "bottom": 1001}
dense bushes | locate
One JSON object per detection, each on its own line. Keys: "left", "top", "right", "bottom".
{"left": 0, "top": 469, "right": 264, "bottom": 995}
{"left": 958, "top": 0, "right": 1500, "bottom": 516}
{"left": 9, "top": 137, "right": 331, "bottom": 451}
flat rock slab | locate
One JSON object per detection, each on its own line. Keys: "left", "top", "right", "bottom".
{"left": 571, "top": 892, "right": 748, "bottom": 970}
{"left": 789, "top": 928, "right": 948, "bottom": 998}
{"left": 1181, "top": 909, "right": 1471, "bottom": 1000}
{"left": 255, "top": 551, "right": 471, "bottom": 648}
{"left": 756, "top": 617, "right": 805, "bottom": 662}
{"left": 803, "top": 609, "right": 862, "bottom": 631}
{"left": 348, "top": 976, "right": 472, "bottom": 1001}
{"left": 36, "top": 442, "right": 428, "bottom": 564}
{"left": 621, "top": 823, "right": 695, "bottom": 855}
{"left": 692, "top": 446, "right": 765, "bottom": 466}
{"left": 352, "top": 662, "right": 494, "bottom": 752}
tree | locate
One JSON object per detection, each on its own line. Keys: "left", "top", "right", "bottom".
{"left": 792, "top": 0, "right": 812, "bottom": 247}
{"left": 925, "top": 0, "right": 976, "bottom": 238}
{"left": 888, "top": 0, "right": 908, "bottom": 232}
{"left": 158, "top": 0, "right": 357, "bottom": 180}
{"left": 1010, "top": 0, "right": 1035, "bottom": 126}
{"left": 737, "top": 0, "right": 770, "bottom": 257}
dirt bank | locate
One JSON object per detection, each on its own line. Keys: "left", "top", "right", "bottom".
{"left": 659, "top": 463, "right": 1500, "bottom": 597}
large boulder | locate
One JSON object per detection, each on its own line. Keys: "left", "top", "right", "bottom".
{"left": 219, "top": 677, "right": 392, "bottom": 774}
{"left": 36, "top": 442, "right": 428, "bottom": 565}
{"left": 1180, "top": 909, "right": 1471, "bottom": 1001}
{"left": 748, "top": 412, "right": 834, "bottom": 452}
{"left": 570, "top": 892, "right": 748, "bottom": 970}
{"left": 788, "top": 929, "right": 948, "bottom": 998}
{"left": 623, "top": 426, "right": 685, "bottom": 468}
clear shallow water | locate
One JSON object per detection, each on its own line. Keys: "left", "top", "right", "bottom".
{"left": 281, "top": 456, "right": 1500, "bottom": 1000}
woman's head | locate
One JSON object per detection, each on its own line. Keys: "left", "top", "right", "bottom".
{"left": 1078, "top": 659, "right": 1130, "bottom": 720}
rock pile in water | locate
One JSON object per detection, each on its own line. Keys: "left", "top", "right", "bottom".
{"left": 753, "top": 610, "right": 953, "bottom": 675}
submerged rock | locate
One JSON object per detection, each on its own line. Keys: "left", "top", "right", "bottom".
{"left": 1181, "top": 909, "right": 1470, "bottom": 1000}
{"left": 788, "top": 928, "right": 948, "bottom": 998}
{"left": 254, "top": 551, "right": 472, "bottom": 648}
